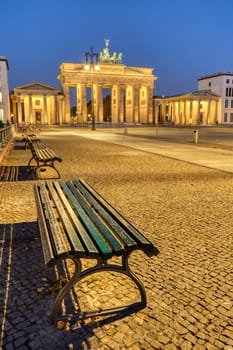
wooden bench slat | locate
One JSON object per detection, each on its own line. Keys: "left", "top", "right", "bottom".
{"left": 78, "top": 179, "right": 157, "bottom": 255}
{"left": 54, "top": 182, "right": 99, "bottom": 258}
{"left": 73, "top": 179, "right": 143, "bottom": 250}
{"left": 46, "top": 182, "right": 86, "bottom": 258}
{"left": 34, "top": 185, "right": 57, "bottom": 267}
{"left": 37, "top": 183, "right": 71, "bottom": 262}
{"left": 59, "top": 182, "right": 113, "bottom": 259}
{"left": 52, "top": 181, "right": 100, "bottom": 257}
{"left": 66, "top": 181, "right": 125, "bottom": 256}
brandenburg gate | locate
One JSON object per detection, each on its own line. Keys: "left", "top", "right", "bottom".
{"left": 58, "top": 41, "right": 157, "bottom": 124}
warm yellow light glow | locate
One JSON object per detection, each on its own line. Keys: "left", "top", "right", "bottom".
{"left": 84, "top": 64, "right": 100, "bottom": 71}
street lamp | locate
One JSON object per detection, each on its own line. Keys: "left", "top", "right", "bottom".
{"left": 84, "top": 48, "right": 100, "bottom": 130}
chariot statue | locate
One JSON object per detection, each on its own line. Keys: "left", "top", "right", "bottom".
{"left": 99, "top": 39, "right": 123, "bottom": 64}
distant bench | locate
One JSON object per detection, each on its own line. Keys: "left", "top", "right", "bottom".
{"left": 34, "top": 179, "right": 159, "bottom": 323}
{"left": 22, "top": 133, "right": 41, "bottom": 149}
{"left": 27, "top": 139, "right": 62, "bottom": 179}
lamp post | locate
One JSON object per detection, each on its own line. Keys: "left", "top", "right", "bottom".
{"left": 84, "top": 48, "right": 100, "bottom": 130}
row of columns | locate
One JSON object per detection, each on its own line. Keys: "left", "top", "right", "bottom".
{"left": 156, "top": 98, "right": 219, "bottom": 125}
{"left": 13, "top": 94, "right": 63, "bottom": 125}
{"left": 63, "top": 83, "right": 154, "bottom": 124}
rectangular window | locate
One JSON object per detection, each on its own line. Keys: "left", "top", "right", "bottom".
{"left": 208, "top": 82, "right": 211, "bottom": 87}
{"left": 225, "top": 100, "right": 229, "bottom": 108}
{"left": 0, "top": 109, "right": 3, "bottom": 121}
{"left": 231, "top": 100, "right": 233, "bottom": 108}
{"left": 226, "top": 88, "right": 229, "bottom": 96}
{"left": 230, "top": 113, "right": 233, "bottom": 122}
{"left": 224, "top": 113, "right": 228, "bottom": 122}
{"left": 0, "top": 92, "right": 2, "bottom": 102}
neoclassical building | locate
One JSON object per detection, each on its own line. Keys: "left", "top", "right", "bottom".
{"left": 11, "top": 82, "right": 63, "bottom": 125}
{"left": 154, "top": 90, "right": 221, "bottom": 125}
{"left": 9, "top": 42, "right": 225, "bottom": 126}
{"left": 58, "top": 41, "right": 157, "bottom": 124}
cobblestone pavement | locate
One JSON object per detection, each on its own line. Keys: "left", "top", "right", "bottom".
{"left": 0, "top": 128, "right": 233, "bottom": 350}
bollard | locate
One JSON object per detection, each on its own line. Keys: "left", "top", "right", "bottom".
{"left": 193, "top": 130, "right": 199, "bottom": 144}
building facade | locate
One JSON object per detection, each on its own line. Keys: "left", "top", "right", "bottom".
{"left": 154, "top": 90, "right": 220, "bottom": 125}
{"left": 0, "top": 57, "right": 10, "bottom": 124}
{"left": 57, "top": 41, "right": 157, "bottom": 125}
{"left": 58, "top": 63, "right": 156, "bottom": 125}
{"left": 11, "top": 82, "right": 63, "bottom": 125}
{"left": 198, "top": 72, "right": 233, "bottom": 124}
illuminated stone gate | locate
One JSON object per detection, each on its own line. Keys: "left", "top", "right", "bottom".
{"left": 58, "top": 41, "right": 157, "bottom": 124}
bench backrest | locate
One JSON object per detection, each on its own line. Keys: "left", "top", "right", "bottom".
{"left": 34, "top": 179, "right": 159, "bottom": 267}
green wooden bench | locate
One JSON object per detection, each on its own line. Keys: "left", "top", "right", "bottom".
{"left": 27, "top": 141, "right": 62, "bottom": 179}
{"left": 34, "top": 179, "right": 159, "bottom": 323}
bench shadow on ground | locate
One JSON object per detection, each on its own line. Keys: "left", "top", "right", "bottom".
{"left": 0, "top": 222, "right": 138, "bottom": 349}
{"left": 0, "top": 165, "right": 38, "bottom": 181}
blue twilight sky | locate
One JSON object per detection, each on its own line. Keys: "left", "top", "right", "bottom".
{"left": 2, "top": 0, "right": 233, "bottom": 96}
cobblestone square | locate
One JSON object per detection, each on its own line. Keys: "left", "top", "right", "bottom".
{"left": 0, "top": 127, "right": 232, "bottom": 349}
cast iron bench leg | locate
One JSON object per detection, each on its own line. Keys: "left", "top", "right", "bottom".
{"left": 50, "top": 251, "right": 147, "bottom": 324}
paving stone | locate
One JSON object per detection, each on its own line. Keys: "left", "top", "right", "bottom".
{"left": 1, "top": 129, "right": 233, "bottom": 349}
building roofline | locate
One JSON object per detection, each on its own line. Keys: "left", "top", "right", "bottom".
{"left": 0, "top": 56, "right": 9, "bottom": 70}
{"left": 154, "top": 90, "right": 220, "bottom": 99}
{"left": 198, "top": 72, "right": 233, "bottom": 81}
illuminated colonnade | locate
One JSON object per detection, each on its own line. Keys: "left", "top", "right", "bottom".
{"left": 58, "top": 63, "right": 157, "bottom": 124}
{"left": 154, "top": 91, "right": 221, "bottom": 125}
{"left": 11, "top": 83, "right": 63, "bottom": 125}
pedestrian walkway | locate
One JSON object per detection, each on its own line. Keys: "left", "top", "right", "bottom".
{"left": 72, "top": 130, "right": 233, "bottom": 173}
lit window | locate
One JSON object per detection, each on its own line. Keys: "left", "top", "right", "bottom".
{"left": 0, "top": 109, "right": 3, "bottom": 121}
{"left": 0, "top": 92, "right": 2, "bottom": 102}
{"left": 35, "top": 100, "right": 40, "bottom": 105}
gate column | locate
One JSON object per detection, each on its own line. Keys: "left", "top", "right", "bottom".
{"left": 147, "top": 87, "right": 154, "bottom": 123}
{"left": 111, "top": 84, "right": 121, "bottom": 123}
{"left": 133, "top": 87, "right": 139, "bottom": 123}
{"left": 77, "top": 83, "right": 87, "bottom": 124}
{"left": 63, "top": 84, "right": 70, "bottom": 124}
{"left": 96, "top": 84, "right": 103, "bottom": 122}
{"left": 125, "top": 86, "right": 134, "bottom": 123}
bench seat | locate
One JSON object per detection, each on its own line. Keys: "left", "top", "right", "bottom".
{"left": 22, "top": 133, "right": 41, "bottom": 149}
{"left": 34, "top": 179, "right": 159, "bottom": 323}
{"left": 27, "top": 141, "right": 62, "bottom": 178}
